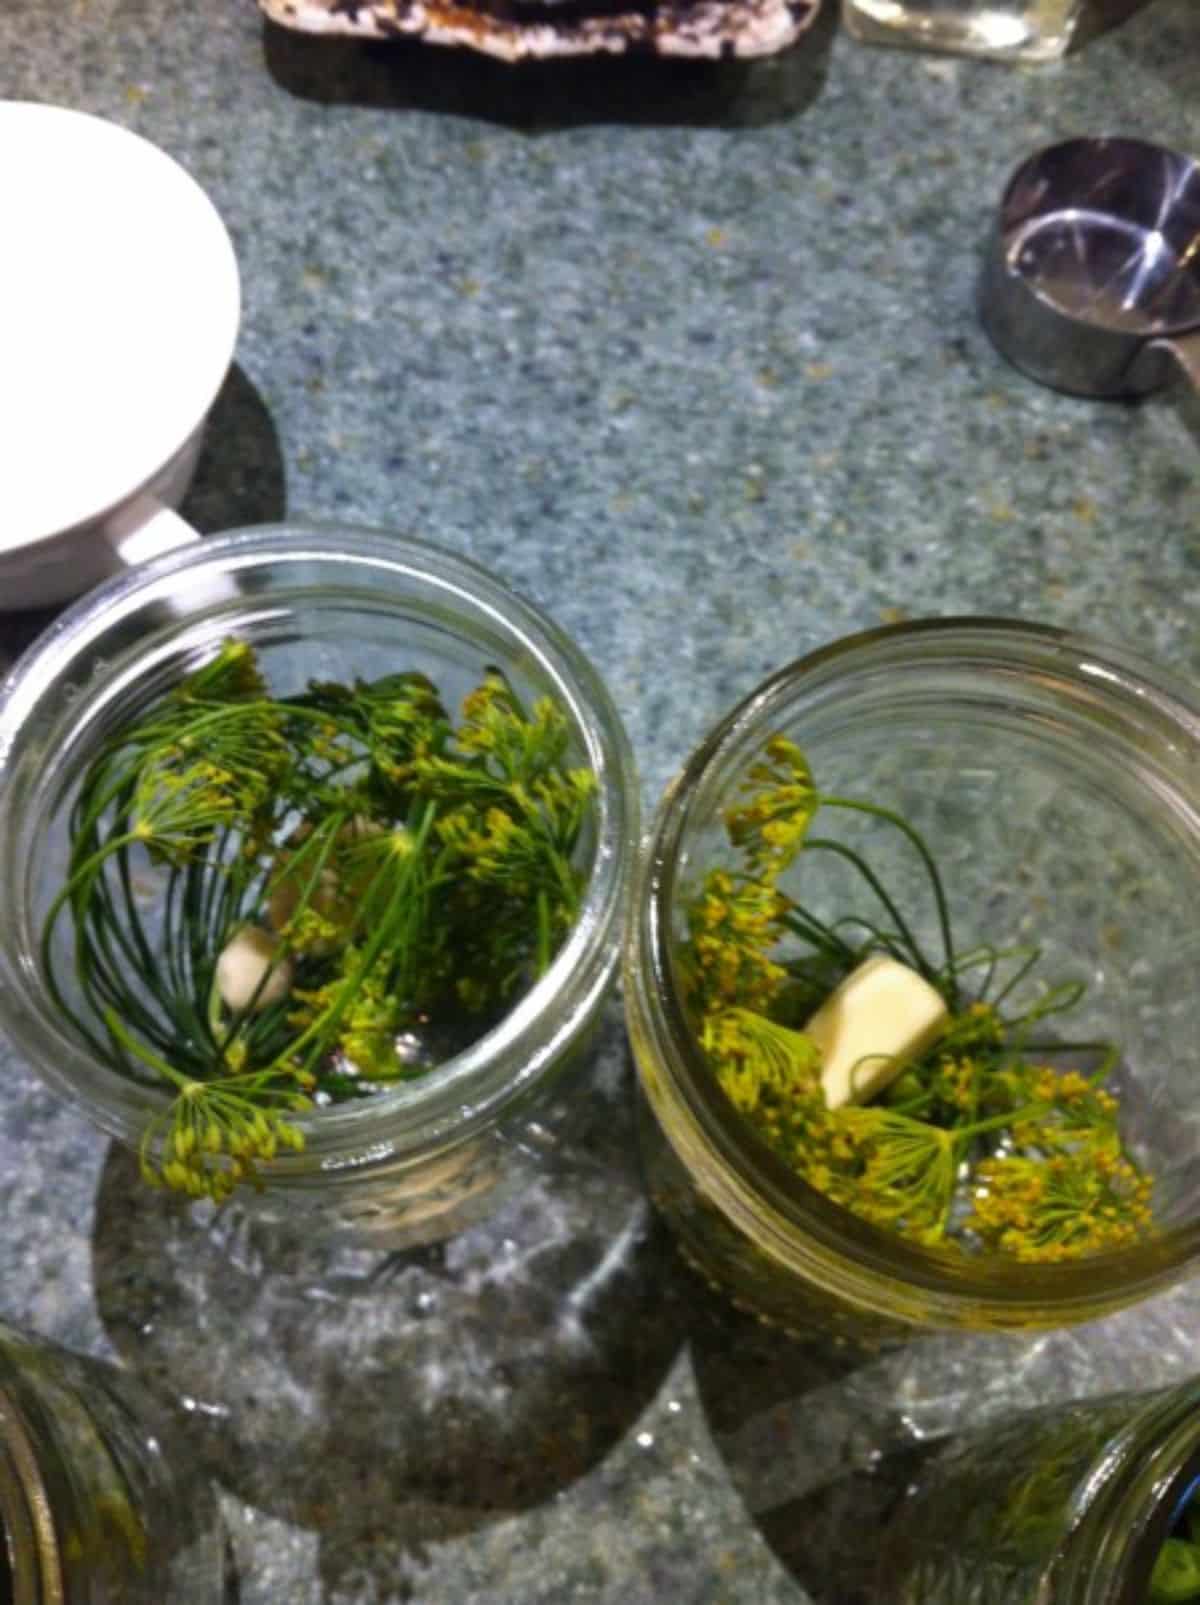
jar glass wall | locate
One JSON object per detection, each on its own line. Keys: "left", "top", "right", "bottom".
{"left": 625, "top": 620, "right": 1200, "bottom": 1338}
{"left": 0, "top": 526, "right": 638, "bottom": 1246}
{"left": 0, "top": 1321, "right": 223, "bottom": 1604}
{"left": 841, "top": 0, "right": 1084, "bottom": 63}
{"left": 878, "top": 1380, "right": 1200, "bottom": 1603}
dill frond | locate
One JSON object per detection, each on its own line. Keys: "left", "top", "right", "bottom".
{"left": 683, "top": 732, "right": 1155, "bottom": 1264}
{"left": 43, "top": 643, "right": 596, "bottom": 1201}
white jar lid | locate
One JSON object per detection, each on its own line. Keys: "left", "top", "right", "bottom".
{"left": 0, "top": 102, "right": 240, "bottom": 553}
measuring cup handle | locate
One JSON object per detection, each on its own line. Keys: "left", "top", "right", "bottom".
{"left": 1151, "top": 333, "right": 1200, "bottom": 395}
{"left": 105, "top": 495, "right": 201, "bottom": 569}
{"left": 105, "top": 495, "right": 237, "bottom": 607}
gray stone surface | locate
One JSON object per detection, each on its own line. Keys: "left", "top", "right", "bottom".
{"left": 1, "top": 2, "right": 1199, "bottom": 1601}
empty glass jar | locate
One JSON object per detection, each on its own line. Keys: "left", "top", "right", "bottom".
{"left": 841, "top": 0, "right": 1084, "bottom": 62}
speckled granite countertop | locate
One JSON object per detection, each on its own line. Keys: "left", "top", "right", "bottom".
{"left": 2, "top": 4, "right": 1200, "bottom": 1601}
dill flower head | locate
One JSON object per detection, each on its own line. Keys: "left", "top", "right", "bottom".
{"left": 43, "top": 642, "right": 599, "bottom": 1203}
{"left": 723, "top": 736, "right": 817, "bottom": 880}
{"left": 968, "top": 1145, "right": 1154, "bottom": 1262}
{"left": 681, "top": 871, "right": 788, "bottom": 1015}
{"left": 679, "top": 730, "right": 1157, "bottom": 1265}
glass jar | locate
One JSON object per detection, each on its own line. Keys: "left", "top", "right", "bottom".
{"left": 0, "top": 1320, "right": 223, "bottom": 1603}
{"left": 878, "top": 1380, "right": 1200, "bottom": 1603}
{"left": 841, "top": 0, "right": 1084, "bottom": 63}
{"left": 0, "top": 525, "right": 638, "bottom": 1246}
{"left": 624, "top": 619, "right": 1200, "bottom": 1340}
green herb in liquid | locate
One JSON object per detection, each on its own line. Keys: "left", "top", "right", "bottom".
{"left": 681, "top": 736, "right": 1154, "bottom": 1262}
{"left": 1152, "top": 1487, "right": 1200, "bottom": 1602}
{"left": 42, "top": 640, "right": 596, "bottom": 1202}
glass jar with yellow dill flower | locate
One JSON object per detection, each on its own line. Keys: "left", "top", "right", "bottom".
{"left": 877, "top": 1378, "right": 1200, "bottom": 1605}
{"left": 624, "top": 620, "right": 1200, "bottom": 1342}
{"left": 0, "top": 526, "right": 638, "bottom": 1248}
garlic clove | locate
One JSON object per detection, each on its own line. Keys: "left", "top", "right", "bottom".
{"left": 216, "top": 925, "right": 293, "bottom": 1013}
{"left": 807, "top": 953, "right": 948, "bottom": 1110}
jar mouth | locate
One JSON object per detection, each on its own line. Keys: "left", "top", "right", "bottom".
{"left": 1059, "top": 1384, "right": 1200, "bottom": 1605}
{"left": 0, "top": 524, "right": 639, "bottom": 1167}
{"left": 631, "top": 617, "right": 1200, "bottom": 1326}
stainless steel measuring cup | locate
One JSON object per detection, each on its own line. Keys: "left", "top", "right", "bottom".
{"left": 981, "top": 136, "right": 1200, "bottom": 399}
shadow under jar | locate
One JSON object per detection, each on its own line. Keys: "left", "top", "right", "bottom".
{"left": 0, "top": 1320, "right": 223, "bottom": 1604}
{"left": 0, "top": 525, "right": 638, "bottom": 1247}
{"left": 624, "top": 619, "right": 1200, "bottom": 1342}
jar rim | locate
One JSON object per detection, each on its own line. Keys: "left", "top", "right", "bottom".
{"left": 0, "top": 523, "right": 639, "bottom": 1169}
{"left": 627, "top": 616, "right": 1200, "bottom": 1327}
{"left": 1057, "top": 1381, "right": 1200, "bottom": 1605}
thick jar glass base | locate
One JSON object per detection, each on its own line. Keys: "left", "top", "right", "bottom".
{"left": 841, "top": 0, "right": 1080, "bottom": 61}
{"left": 634, "top": 1089, "right": 905, "bottom": 1351}
{"left": 229, "top": 1050, "right": 591, "bottom": 1249}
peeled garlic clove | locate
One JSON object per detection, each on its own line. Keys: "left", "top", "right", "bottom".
{"left": 807, "top": 953, "right": 948, "bottom": 1110}
{"left": 216, "top": 925, "right": 293, "bottom": 1013}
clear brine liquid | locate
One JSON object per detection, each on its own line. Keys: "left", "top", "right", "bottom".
{"left": 841, "top": 0, "right": 1081, "bottom": 62}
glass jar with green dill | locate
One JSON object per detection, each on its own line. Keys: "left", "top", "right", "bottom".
{"left": 625, "top": 622, "right": 1200, "bottom": 1338}
{"left": 876, "top": 1380, "right": 1200, "bottom": 1605}
{"left": 0, "top": 527, "right": 638, "bottom": 1246}
{"left": 40, "top": 638, "right": 599, "bottom": 1204}
{"left": 1151, "top": 1489, "right": 1200, "bottom": 1604}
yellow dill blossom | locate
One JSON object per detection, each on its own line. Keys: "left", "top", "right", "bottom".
{"left": 44, "top": 646, "right": 597, "bottom": 1204}
{"left": 138, "top": 1063, "right": 311, "bottom": 1204}
{"left": 941, "top": 1001, "right": 1004, "bottom": 1054}
{"left": 460, "top": 807, "right": 525, "bottom": 880}
{"left": 950, "top": 1058, "right": 982, "bottom": 1110}
{"left": 364, "top": 671, "right": 449, "bottom": 784}
{"left": 682, "top": 872, "right": 789, "bottom": 1014}
{"left": 835, "top": 1108, "right": 960, "bottom": 1244}
{"left": 455, "top": 673, "right": 569, "bottom": 783}
{"left": 336, "top": 959, "right": 403, "bottom": 1080}
{"left": 706, "top": 1005, "right": 843, "bottom": 1186}
{"left": 968, "top": 1146, "right": 1154, "bottom": 1261}
{"left": 174, "top": 636, "right": 268, "bottom": 703}
{"left": 679, "top": 731, "right": 1156, "bottom": 1265}
{"left": 131, "top": 724, "right": 288, "bottom": 864}
{"left": 706, "top": 1007, "right": 821, "bottom": 1114}
{"left": 723, "top": 736, "right": 817, "bottom": 879}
